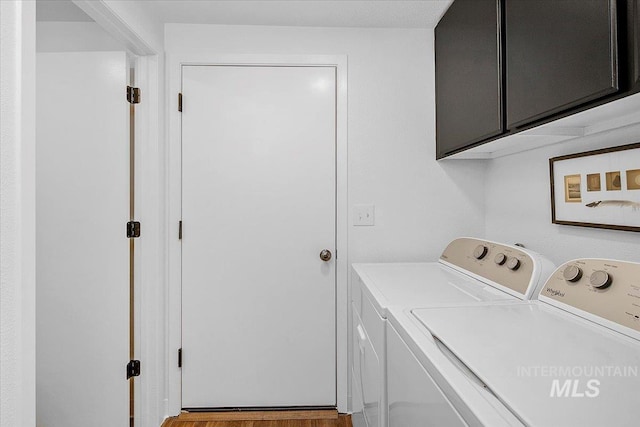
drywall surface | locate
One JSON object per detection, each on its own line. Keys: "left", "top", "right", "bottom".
{"left": 0, "top": 1, "right": 36, "bottom": 426}
{"left": 36, "top": 21, "right": 122, "bottom": 52}
{"left": 165, "top": 24, "right": 487, "bottom": 263}
{"left": 102, "top": 0, "right": 164, "bottom": 54}
{"left": 485, "top": 124, "right": 640, "bottom": 266}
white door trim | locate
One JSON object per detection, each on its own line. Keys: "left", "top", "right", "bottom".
{"left": 0, "top": 2, "right": 36, "bottom": 426}
{"left": 166, "top": 53, "right": 349, "bottom": 415}
{"left": 131, "top": 54, "right": 165, "bottom": 427}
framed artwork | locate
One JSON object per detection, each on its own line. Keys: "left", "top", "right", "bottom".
{"left": 550, "top": 143, "right": 640, "bottom": 232}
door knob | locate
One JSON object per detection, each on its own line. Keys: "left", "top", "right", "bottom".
{"left": 319, "top": 249, "right": 332, "bottom": 262}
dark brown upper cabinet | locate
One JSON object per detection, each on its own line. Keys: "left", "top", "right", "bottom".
{"left": 435, "top": 0, "right": 503, "bottom": 159}
{"left": 634, "top": 0, "right": 640, "bottom": 86}
{"left": 505, "top": 0, "right": 619, "bottom": 129}
{"left": 434, "top": 0, "right": 640, "bottom": 159}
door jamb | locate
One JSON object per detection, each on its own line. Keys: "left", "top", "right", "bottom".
{"left": 166, "top": 53, "right": 349, "bottom": 415}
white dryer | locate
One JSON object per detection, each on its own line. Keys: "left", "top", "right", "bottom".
{"left": 390, "top": 258, "right": 640, "bottom": 426}
{"left": 350, "top": 237, "right": 555, "bottom": 427}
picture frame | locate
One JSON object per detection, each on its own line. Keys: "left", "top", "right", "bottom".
{"left": 550, "top": 143, "right": 640, "bottom": 232}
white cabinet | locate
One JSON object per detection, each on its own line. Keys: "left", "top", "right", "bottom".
{"left": 352, "top": 303, "right": 381, "bottom": 427}
{"left": 351, "top": 271, "right": 386, "bottom": 427}
{"left": 387, "top": 323, "right": 467, "bottom": 427}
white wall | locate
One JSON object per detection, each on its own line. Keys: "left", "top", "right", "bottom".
{"left": 0, "top": 1, "right": 36, "bottom": 427}
{"left": 485, "top": 124, "right": 640, "bottom": 266}
{"left": 100, "top": 0, "right": 163, "bottom": 54}
{"left": 72, "top": 0, "right": 164, "bottom": 55}
{"left": 164, "top": 24, "right": 487, "bottom": 263}
{"left": 36, "top": 21, "right": 122, "bottom": 52}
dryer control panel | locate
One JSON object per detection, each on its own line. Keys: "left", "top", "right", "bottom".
{"left": 439, "top": 237, "right": 541, "bottom": 299}
{"left": 540, "top": 259, "right": 640, "bottom": 339}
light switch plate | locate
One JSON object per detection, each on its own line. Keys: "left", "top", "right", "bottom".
{"left": 353, "top": 204, "right": 375, "bottom": 226}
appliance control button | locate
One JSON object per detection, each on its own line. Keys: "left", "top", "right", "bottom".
{"left": 473, "top": 245, "right": 488, "bottom": 260}
{"left": 562, "top": 265, "right": 583, "bottom": 282}
{"left": 506, "top": 257, "right": 521, "bottom": 271}
{"left": 494, "top": 253, "right": 507, "bottom": 265}
{"left": 590, "top": 270, "right": 612, "bottom": 289}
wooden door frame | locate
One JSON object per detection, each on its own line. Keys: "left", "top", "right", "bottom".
{"left": 166, "top": 54, "right": 349, "bottom": 415}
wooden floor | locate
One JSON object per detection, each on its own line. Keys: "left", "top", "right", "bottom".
{"left": 162, "top": 411, "right": 352, "bottom": 427}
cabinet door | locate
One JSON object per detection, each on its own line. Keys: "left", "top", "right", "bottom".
{"left": 435, "top": 0, "right": 503, "bottom": 158}
{"left": 506, "top": 0, "right": 618, "bottom": 129}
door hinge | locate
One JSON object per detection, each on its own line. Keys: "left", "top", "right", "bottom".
{"left": 178, "top": 93, "right": 183, "bottom": 112}
{"left": 126, "top": 360, "right": 141, "bottom": 379}
{"left": 179, "top": 221, "right": 182, "bottom": 240}
{"left": 178, "top": 348, "right": 182, "bottom": 368}
{"left": 126, "top": 221, "right": 141, "bottom": 238}
{"left": 127, "top": 86, "right": 140, "bottom": 104}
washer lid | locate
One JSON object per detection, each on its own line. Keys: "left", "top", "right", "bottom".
{"left": 412, "top": 302, "right": 640, "bottom": 427}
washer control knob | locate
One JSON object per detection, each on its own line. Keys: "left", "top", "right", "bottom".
{"left": 562, "top": 265, "right": 583, "bottom": 282}
{"left": 473, "top": 245, "right": 488, "bottom": 260}
{"left": 494, "top": 253, "right": 507, "bottom": 265}
{"left": 590, "top": 270, "right": 612, "bottom": 289}
{"left": 506, "top": 257, "right": 521, "bottom": 271}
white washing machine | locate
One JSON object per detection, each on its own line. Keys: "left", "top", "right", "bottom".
{"left": 350, "top": 237, "right": 555, "bottom": 427}
{"left": 390, "top": 258, "right": 640, "bottom": 426}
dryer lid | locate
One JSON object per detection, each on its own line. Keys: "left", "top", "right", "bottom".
{"left": 352, "top": 262, "right": 514, "bottom": 318}
{"left": 413, "top": 302, "right": 640, "bottom": 427}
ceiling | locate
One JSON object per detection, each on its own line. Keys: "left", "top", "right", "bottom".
{"left": 36, "top": 0, "right": 452, "bottom": 28}
{"left": 139, "top": 0, "right": 452, "bottom": 29}
{"left": 36, "top": 0, "right": 93, "bottom": 22}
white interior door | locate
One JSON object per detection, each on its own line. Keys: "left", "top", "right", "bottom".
{"left": 36, "top": 52, "right": 129, "bottom": 426}
{"left": 181, "top": 65, "right": 336, "bottom": 408}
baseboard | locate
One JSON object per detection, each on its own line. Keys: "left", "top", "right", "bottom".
{"left": 177, "top": 408, "right": 339, "bottom": 421}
